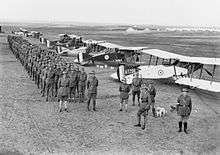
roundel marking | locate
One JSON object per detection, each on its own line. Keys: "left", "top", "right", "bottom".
{"left": 158, "top": 70, "right": 164, "bottom": 76}
{"left": 104, "top": 55, "right": 110, "bottom": 60}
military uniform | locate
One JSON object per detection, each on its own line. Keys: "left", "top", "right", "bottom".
{"left": 134, "top": 84, "right": 151, "bottom": 130}
{"left": 148, "top": 82, "right": 156, "bottom": 117}
{"left": 177, "top": 88, "right": 192, "bottom": 134}
{"left": 131, "top": 76, "right": 142, "bottom": 106}
{"left": 45, "top": 67, "right": 55, "bottom": 101}
{"left": 69, "top": 69, "right": 78, "bottom": 100}
{"left": 78, "top": 70, "right": 87, "bottom": 102}
{"left": 119, "top": 80, "right": 130, "bottom": 112}
{"left": 58, "top": 72, "right": 70, "bottom": 112}
{"left": 87, "top": 71, "right": 98, "bottom": 111}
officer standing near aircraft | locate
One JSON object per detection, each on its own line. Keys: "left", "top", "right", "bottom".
{"left": 134, "top": 83, "right": 151, "bottom": 130}
{"left": 148, "top": 81, "right": 157, "bottom": 117}
{"left": 131, "top": 73, "right": 142, "bottom": 106}
{"left": 119, "top": 78, "right": 130, "bottom": 112}
{"left": 177, "top": 88, "right": 192, "bottom": 134}
{"left": 78, "top": 68, "right": 87, "bottom": 102}
{"left": 86, "top": 71, "right": 98, "bottom": 111}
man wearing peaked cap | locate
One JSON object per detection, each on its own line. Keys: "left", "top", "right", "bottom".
{"left": 176, "top": 88, "right": 192, "bottom": 134}
{"left": 119, "top": 78, "right": 130, "bottom": 112}
{"left": 87, "top": 70, "right": 98, "bottom": 111}
{"left": 134, "top": 82, "right": 152, "bottom": 130}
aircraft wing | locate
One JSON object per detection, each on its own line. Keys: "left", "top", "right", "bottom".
{"left": 175, "top": 77, "right": 220, "bottom": 92}
{"left": 97, "top": 42, "right": 124, "bottom": 49}
{"left": 141, "top": 49, "right": 186, "bottom": 60}
{"left": 179, "top": 57, "right": 220, "bottom": 66}
{"left": 119, "top": 47, "right": 148, "bottom": 51}
{"left": 142, "top": 49, "right": 220, "bottom": 66}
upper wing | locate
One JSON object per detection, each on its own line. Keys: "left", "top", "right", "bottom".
{"left": 179, "top": 57, "right": 220, "bottom": 66}
{"left": 142, "top": 49, "right": 220, "bottom": 66}
{"left": 142, "top": 49, "right": 186, "bottom": 60}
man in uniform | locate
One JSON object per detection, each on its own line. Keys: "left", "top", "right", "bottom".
{"left": 45, "top": 65, "right": 55, "bottom": 101}
{"left": 119, "top": 78, "right": 130, "bottom": 112}
{"left": 69, "top": 66, "right": 78, "bottom": 101}
{"left": 87, "top": 71, "right": 98, "bottom": 111}
{"left": 75, "top": 67, "right": 81, "bottom": 97}
{"left": 78, "top": 68, "right": 87, "bottom": 102}
{"left": 134, "top": 83, "right": 151, "bottom": 130}
{"left": 177, "top": 88, "right": 192, "bottom": 134}
{"left": 131, "top": 73, "right": 142, "bottom": 106}
{"left": 148, "top": 81, "right": 157, "bottom": 117}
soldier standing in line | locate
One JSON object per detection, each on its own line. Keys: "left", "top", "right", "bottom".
{"left": 131, "top": 73, "right": 142, "bottom": 106}
{"left": 45, "top": 65, "right": 55, "bottom": 101}
{"left": 148, "top": 81, "right": 157, "bottom": 117}
{"left": 69, "top": 66, "right": 78, "bottom": 101}
{"left": 78, "top": 68, "right": 87, "bottom": 102}
{"left": 86, "top": 71, "right": 98, "bottom": 111}
{"left": 177, "top": 88, "right": 192, "bottom": 134}
{"left": 75, "top": 67, "right": 81, "bottom": 97}
{"left": 57, "top": 71, "right": 70, "bottom": 112}
{"left": 134, "top": 83, "right": 152, "bottom": 130}
{"left": 119, "top": 78, "right": 130, "bottom": 112}
{"left": 54, "top": 65, "right": 61, "bottom": 97}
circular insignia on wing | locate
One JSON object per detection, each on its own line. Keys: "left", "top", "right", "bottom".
{"left": 104, "top": 55, "right": 109, "bottom": 60}
{"left": 158, "top": 70, "right": 164, "bottom": 76}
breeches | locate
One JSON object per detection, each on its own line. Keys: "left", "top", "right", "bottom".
{"left": 179, "top": 115, "right": 189, "bottom": 122}
{"left": 120, "top": 98, "right": 128, "bottom": 105}
{"left": 137, "top": 107, "right": 148, "bottom": 117}
{"left": 132, "top": 91, "right": 140, "bottom": 101}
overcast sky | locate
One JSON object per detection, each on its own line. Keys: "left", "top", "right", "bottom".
{"left": 0, "top": 0, "right": 220, "bottom": 26}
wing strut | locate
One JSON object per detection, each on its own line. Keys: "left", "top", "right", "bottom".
{"left": 190, "top": 64, "right": 195, "bottom": 82}
{"left": 211, "top": 65, "right": 216, "bottom": 84}
{"left": 199, "top": 64, "right": 203, "bottom": 79}
{"left": 155, "top": 57, "right": 159, "bottom": 65}
{"left": 149, "top": 55, "right": 152, "bottom": 65}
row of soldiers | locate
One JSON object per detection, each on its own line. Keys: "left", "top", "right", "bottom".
{"left": 7, "top": 35, "right": 99, "bottom": 112}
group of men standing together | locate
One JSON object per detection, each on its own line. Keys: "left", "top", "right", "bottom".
{"left": 7, "top": 35, "right": 99, "bottom": 113}
{"left": 8, "top": 35, "right": 192, "bottom": 133}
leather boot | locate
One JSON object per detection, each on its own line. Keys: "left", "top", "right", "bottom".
{"left": 184, "top": 122, "right": 188, "bottom": 134}
{"left": 152, "top": 108, "right": 156, "bottom": 117}
{"left": 178, "top": 121, "right": 182, "bottom": 132}
{"left": 134, "top": 116, "right": 141, "bottom": 127}
{"left": 87, "top": 100, "right": 90, "bottom": 111}
{"left": 142, "top": 116, "right": 147, "bottom": 130}
{"left": 93, "top": 101, "right": 96, "bottom": 111}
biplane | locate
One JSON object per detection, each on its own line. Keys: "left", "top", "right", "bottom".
{"left": 174, "top": 56, "right": 220, "bottom": 93}
{"left": 74, "top": 41, "right": 148, "bottom": 66}
{"left": 111, "top": 48, "right": 220, "bottom": 93}
{"left": 110, "top": 49, "right": 188, "bottom": 84}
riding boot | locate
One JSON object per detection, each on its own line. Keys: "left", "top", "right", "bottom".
{"left": 178, "top": 121, "right": 182, "bottom": 132}
{"left": 142, "top": 116, "right": 147, "bottom": 130}
{"left": 93, "top": 100, "right": 96, "bottom": 111}
{"left": 152, "top": 108, "right": 156, "bottom": 117}
{"left": 184, "top": 122, "right": 188, "bottom": 134}
{"left": 87, "top": 99, "right": 90, "bottom": 111}
{"left": 134, "top": 115, "right": 141, "bottom": 127}
{"left": 119, "top": 102, "right": 123, "bottom": 111}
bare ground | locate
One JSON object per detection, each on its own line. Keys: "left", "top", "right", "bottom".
{"left": 0, "top": 33, "right": 220, "bottom": 155}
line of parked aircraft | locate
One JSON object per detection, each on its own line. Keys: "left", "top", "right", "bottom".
{"left": 15, "top": 28, "right": 220, "bottom": 95}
